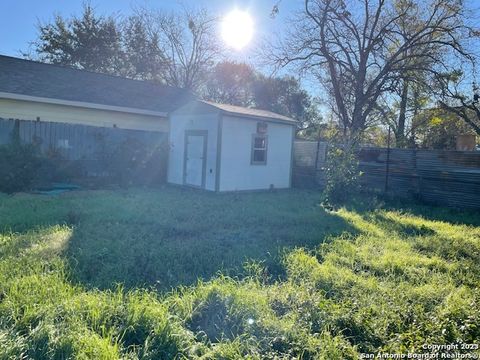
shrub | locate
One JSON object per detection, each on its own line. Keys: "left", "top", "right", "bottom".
{"left": 0, "top": 143, "right": 41, "bottom": 193}
{"left": 0, "top": 143, "right": 80, "bottom": 193}
{"left": 103, "top": 138, "right": 167, "bottom": 187}
{"left": 322, "top": 144, "right": 362, "bottom": 205}
{"left": 39, "top": 148, "right": 85, "bottom": 184}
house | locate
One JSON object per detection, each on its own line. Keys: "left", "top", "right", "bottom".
{"left": 0, "top": 55, "right": 192, "bottom": 132}
{"left": 168, "top": 100, "right": 296, "bottom": 191}
{"left": 0, "top": 55, "right": 296, "bottom": 191}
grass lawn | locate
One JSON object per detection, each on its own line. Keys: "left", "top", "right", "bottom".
{"left": 0, "top": 187, "right": 479, "bottom": 359}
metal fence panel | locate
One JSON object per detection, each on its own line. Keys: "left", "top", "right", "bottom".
{"left": 293, "top": 141, "right": 480, "bottom": 209}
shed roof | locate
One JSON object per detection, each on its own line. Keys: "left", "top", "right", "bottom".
{"left": 0, "top": 55, "right": 193, "bottom": 115}
{"left": 173, "top": 100, "right": 297, "bottom": 124}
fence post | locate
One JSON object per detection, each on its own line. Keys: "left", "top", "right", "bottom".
{"left": 10, "top": 119, "right": 20, "bottom": 144}
{"left": 412, "top": 144, "right": 420, "bottom": 196}
{"left": 314, "top": 139, "right": 321, "bottom": 173}
{"left": 385, "top": 127, "right": 391, "bottom": 193}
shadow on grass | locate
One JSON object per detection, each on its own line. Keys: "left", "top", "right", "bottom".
{"left": 0, "top": 188, "right": 359, "bottom": 291}
{"left": 2, "top": 188, "right": 478, "bottom": 292}
{"left": 383, "top": 200, "right": 480, "bottom": 227}
{"left": 62, "top": 189, "right": 357, "bottom": 291}
{"left": 365, "top": 212, "right": 436, "bottom": 237}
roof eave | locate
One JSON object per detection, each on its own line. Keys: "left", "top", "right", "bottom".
{"left": 223, "top": 110, "right": 297, "bottom": 125}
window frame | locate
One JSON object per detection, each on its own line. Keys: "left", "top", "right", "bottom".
{"left": 251, "top": 134, "right": 268, "bottom": 165}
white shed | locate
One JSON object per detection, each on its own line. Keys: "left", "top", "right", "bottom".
{"left": 167, "top": 100, "right": 296, "bottom": 191}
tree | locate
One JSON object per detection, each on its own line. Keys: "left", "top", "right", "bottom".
{"left": 373, "top": 79, "right": 430, "bottom": 147}
{"left": 31, "top": 3, "right": 123, "bottom": 74}
{"left": 202, "top": 61, "right": 256, "bottom": 105}
{"left": 389, "top": 0, "right": 432, "bottom": 147}
{"left": 270, "top": 0, "right": 472, "bottom": 143}
{"left": 201, "top": 61, "right": 322, "bottom": 135}
{"left": 28, "top": 4, "right": 220, "bottom": 90}
{"left": 252, "top": 74, "right": 321, "bottom": 135}
{"left": 379, "top": 0, "right": 478, "bottom": 148}
{"left": 135, "top": 7, "right": 220, "bottom": 91}
{"left": 119, "top": 16, "right": 164, "bottom": 80}
{"left": 436, "top": 70, "right": 480, "bottom": 136}
{"left": 413, "top": 107, "right": 477, "bottom": 149}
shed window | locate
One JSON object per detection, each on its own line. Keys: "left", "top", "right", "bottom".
{"left": 251, "top": 134, "right": 267, "bottom": 165}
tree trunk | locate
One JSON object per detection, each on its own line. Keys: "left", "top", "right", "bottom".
{"left": 396, "top": 79, "right": 409, "bottom": 147}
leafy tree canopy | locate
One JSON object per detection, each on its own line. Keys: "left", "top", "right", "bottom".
{"left": 202, "top": 61, "right": 323, "bottom": 135}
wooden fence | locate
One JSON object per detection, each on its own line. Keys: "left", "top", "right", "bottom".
{"left": 0, "top": 117, "right": 168, "bottom": 183}
{"left": 293, "top": 140, "right": 480, "bottom": 209}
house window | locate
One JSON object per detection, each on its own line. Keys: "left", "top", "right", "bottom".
{"left": 251, "top": 134, "right": 267, "bottom": 165}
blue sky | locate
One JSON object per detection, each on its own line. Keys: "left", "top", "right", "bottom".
{"left": 0, "top": 0, "right": 299, "bottom": 59}
{"left": 0, "top": 0, "right": 477, "bottom": 100}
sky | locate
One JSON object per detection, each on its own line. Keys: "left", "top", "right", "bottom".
{"left": 0, "top": 0, "right": 478, "bottom": 101}
{"left": 0, "top": 0, "right": 326, "bottom": 109}
{"left": 0, "top": 0, "right": 299, "bottom": 60}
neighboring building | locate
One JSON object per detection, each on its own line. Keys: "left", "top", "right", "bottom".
{"left": 0, "top": 55, "right": 296, "bottom": 191}
{"left": 413, "top": 107, "right": 479, "bottom": 150}
{"left": 456, "top": 134, "right": 477, "bottom": 151}
{"left": 0, "top": 55, "right": 192, "bottom": 132}
{"left": 168, "top": 100, "right": 296, "bottom": 191}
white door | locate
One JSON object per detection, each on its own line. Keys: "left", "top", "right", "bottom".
{"left": 184, "top": 132, "right": 207, "bottom": 188}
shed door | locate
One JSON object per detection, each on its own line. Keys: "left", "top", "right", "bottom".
{"left": 184, "top": 131, "right": 207, "bottom": 188}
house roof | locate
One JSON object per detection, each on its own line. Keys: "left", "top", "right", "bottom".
{"left": 173, "top": 100, "right": 296, "bottom": 124}
{"left": 202, "top": 101, "right": 296, "bottom": 123}
{"left": 0, "top": 55, "right": 193, "bottom": 115}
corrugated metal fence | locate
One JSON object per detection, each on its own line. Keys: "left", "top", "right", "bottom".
{"left": 293, "top": 141, "right": 480, "bottom": 208}
{"left": 0, "top": 117, "right": 168, "bottom": 183}
{"left": 293, "top": 141, "right": 328, "bottom": 187}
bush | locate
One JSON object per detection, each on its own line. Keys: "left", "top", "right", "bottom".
{"left": 0, "top": 143, "right": 41, "bottom": 193}
{"left": 0, "top": 143, "right": 80, "bottom": 193}
{"left": 39, "top": 148, "right": 85, "bottom": 184}
{"left": 322, "top": 144, "right": 362, "bottom": 205}
{"left": 103, "top": 138, "right": 168, "bottom": 187}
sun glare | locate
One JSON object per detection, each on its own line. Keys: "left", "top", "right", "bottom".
{"left": 221, "top": 10, "right": 254, "bottom": 50}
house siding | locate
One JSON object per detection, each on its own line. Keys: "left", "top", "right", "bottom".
{"left": 167, "top": 113, "right": 219, "bottom": 191}
{"left": 219, "top": 115, "right": 294, "bottom": 191}
{"left": 0, "top": 98, "right": 168, "bottom": 132}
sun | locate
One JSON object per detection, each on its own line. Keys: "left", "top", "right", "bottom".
{"left": 221, "top": 10, "right": 254, "bottom": 50}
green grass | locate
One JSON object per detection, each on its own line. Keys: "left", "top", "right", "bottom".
{"left": 0, "top": 187, "right": 479, "bottom": 359}
{"left": 0, "top": 188, "right": 351, "bottom": 290}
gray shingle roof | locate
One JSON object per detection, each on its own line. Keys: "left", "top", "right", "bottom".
{"left": 0, "top": 55, "right": 193, "bottom": 113}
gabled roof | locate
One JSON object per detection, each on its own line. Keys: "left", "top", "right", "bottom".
{"left": 0, "top": 55, "right": 193, "bottom": 115}
{"left": 202, "top": 101, "right": 296, "bottom": 123}
{"left": 172, "top": 100, "right": 297, "bottom": 124}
